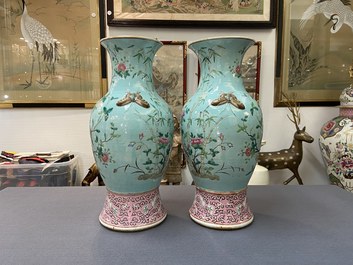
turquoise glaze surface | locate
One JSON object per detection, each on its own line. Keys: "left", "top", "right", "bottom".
{"left": 181, "top": 37, "right": 263, "bottom": 192}
{"left": 90, "top": 37, "right": 174, "bottom": 194}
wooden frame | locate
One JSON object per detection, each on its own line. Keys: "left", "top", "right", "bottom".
{"left": 274, "top": 0, "right": 353, "bottom": 106}
{"left": 0, "top": 0, "right": 106, "bottom": 108}
{"left": 106, "top": 0, "right": 277, "bottom": 28}
{"left": 153, "top": 41, "right": 187, "bottom": 183}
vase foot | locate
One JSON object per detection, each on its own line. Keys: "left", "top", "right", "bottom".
{"left": 99, "top": 187, "right": 167, "bottom": 231}
{"left": 189, "top": 187, "right": 253, "bottom": 230}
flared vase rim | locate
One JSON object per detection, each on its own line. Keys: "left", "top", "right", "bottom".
{"left": 188, "top": 36, "right": 256, "bottom": 47}
{"left": 100, "top": 36, "right": 163, "bottom": 45}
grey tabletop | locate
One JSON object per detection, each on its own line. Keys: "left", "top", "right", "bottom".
{"left": 0, "top": 185, "right": 353, "bottom": 265}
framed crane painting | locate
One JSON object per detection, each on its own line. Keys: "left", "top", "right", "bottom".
{"left": 275, "top": 0, "right": 353, "bottom": 106}
{"left": 0, "top": 0, "right": 105, "bottom": 108}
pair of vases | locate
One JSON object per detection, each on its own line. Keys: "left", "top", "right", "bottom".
{"left": 90, "top": 36, "right": 263, "bottom": 231}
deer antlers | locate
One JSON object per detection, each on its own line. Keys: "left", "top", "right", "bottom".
{"left": 282, "top": 92, "right": 301, "bottom": 131}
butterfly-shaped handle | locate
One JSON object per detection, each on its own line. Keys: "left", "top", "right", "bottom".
{"left": 211, "top": 93, "right": 245, "bottom": 109}
{"left": 116, "top": 92, "right": 150, "bottom": 108}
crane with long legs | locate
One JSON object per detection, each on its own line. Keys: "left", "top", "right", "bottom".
{"left": 20, "top": 0, "right": 58, "bottom": 88}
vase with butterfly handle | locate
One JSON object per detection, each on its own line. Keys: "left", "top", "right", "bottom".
{"left": 90, "top": 37, "right": 174, "bottom": 231}
{"left": 181, "top": 37, "right": 263, "bottom": 229}
{"left": 319, "top": 75, "right": 353, "bottom": 193}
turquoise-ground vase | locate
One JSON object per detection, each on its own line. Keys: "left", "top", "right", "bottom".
{"left": 90, "top": 37, "right": 174, "bottom": 231}
{"left": 181, "top": 37, "right": 263, "bottom": 229}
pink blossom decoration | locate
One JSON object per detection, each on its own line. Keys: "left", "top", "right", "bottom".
{"left": 341, "top": 156, "right": 353, "bottom": 169}
{"left": 101, "top": 153, "right": 110, "bottom": 163}
{"left": 117, "top": 63, "right": 127, "bottom": 72}
{"left": 159, "top": 137, "right": 169, "bottom": 144}
{"left": 234, "top": 65, "right": 241, "bottom": 74}
{"left": 191, "top": 138, "right": 203, "bottom": 145}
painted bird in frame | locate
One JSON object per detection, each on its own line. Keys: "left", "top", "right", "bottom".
{"left": 20, "top": 0, "right": 59, "bottom": 89}
{"left": 300, "top": 0, "right": 353, "bottom": 33}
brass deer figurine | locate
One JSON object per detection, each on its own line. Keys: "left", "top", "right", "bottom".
{"left": 258, "top": 94, "right": 314, "bottom": 185}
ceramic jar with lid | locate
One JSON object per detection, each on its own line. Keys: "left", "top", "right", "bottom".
{"left": 319, "top": 85, "right": 353, "bottom": 192}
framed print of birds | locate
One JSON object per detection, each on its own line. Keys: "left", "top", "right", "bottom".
{"left": 275, "top": 0, "right": 353, "bottom": 106}
{"left": 0, "top": 0, "right": 105, "bottom": 108}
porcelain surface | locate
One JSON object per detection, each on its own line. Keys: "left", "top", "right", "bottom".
{"left": 99, "top": 188, "right": 167, "bottom": 231}
{"left": 181, "top": 37, "right": 263, "bottom": 229}
{"left": 189, "top": 187, "right": 253, "bottom": 229}
{"left": 90, "top": 37, "right": 173, "bottom": 194}
{"left": 90, "top": 37, "right": 173, "bottom": 231}
{"left": 181, "top": 37, "right": 263, "bottom": 193}
{"left": 319, "top": 84, "right": 353, "bottom": 192}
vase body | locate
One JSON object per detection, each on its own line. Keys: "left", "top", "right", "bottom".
{"left": 319, "top": 85, "right": 353, "bottom": 192}
{"left": 181, "top": 37, "right": 263, "bottom": 229}
{"left": 90, "top": 37, "right": 174, "bottom": 231}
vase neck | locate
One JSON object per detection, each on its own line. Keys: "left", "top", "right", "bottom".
{"left": 101, "top": 37, "right": 162, "bottom": 86}
{"left": 340, "top": 108, "right": 353, "bottom": 118}
{"left": 189, "top": 37, "right": 255, "bottom": 82}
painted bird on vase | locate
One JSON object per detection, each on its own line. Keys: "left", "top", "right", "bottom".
{"left": 20, "top": 0, "right": 58, "bottom": 88}
{"left": 300, "top": 0, "right": 353, "bottom": 33}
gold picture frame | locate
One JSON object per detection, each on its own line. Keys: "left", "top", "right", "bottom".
{"left": 274, "top": 0, "right": 353, "bottom": 106}
{"left": 0, "top": 0, "right": 105, "bottom": 108}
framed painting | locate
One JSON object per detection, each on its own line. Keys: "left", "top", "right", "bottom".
{"left": 0, "top": 0, "right": 106, "bottom": 108}
{"left": 153, "top": 41, "right": 187, "bottom": 184}
{"left": 242, "top": 41, "right": 262, "bottom": 101}
{"left": 106, "top": 0, "right": 277, "bottom": 28}
{"left": 274, "top": 0, "right": 353, "bottom": 106}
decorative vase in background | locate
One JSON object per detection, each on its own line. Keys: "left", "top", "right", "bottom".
{"left": 90, "top": 37, "right": 174, "bottom": 231}
{"left": 181, "top": 37, "right": 263, "bottom": 229}
{"left": 319, "top": 83, "right": 353, "bottom": 192}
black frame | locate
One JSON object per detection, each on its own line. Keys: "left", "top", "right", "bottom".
{"left": 106, "top": 0, "right": 277, "bottom": 28}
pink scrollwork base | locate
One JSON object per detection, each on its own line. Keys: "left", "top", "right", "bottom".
{"left": 189, "top": 187, "right": 253, "bottom": 229}
{"left": 99, "top": 188, "right": 167, "bottom": 231}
